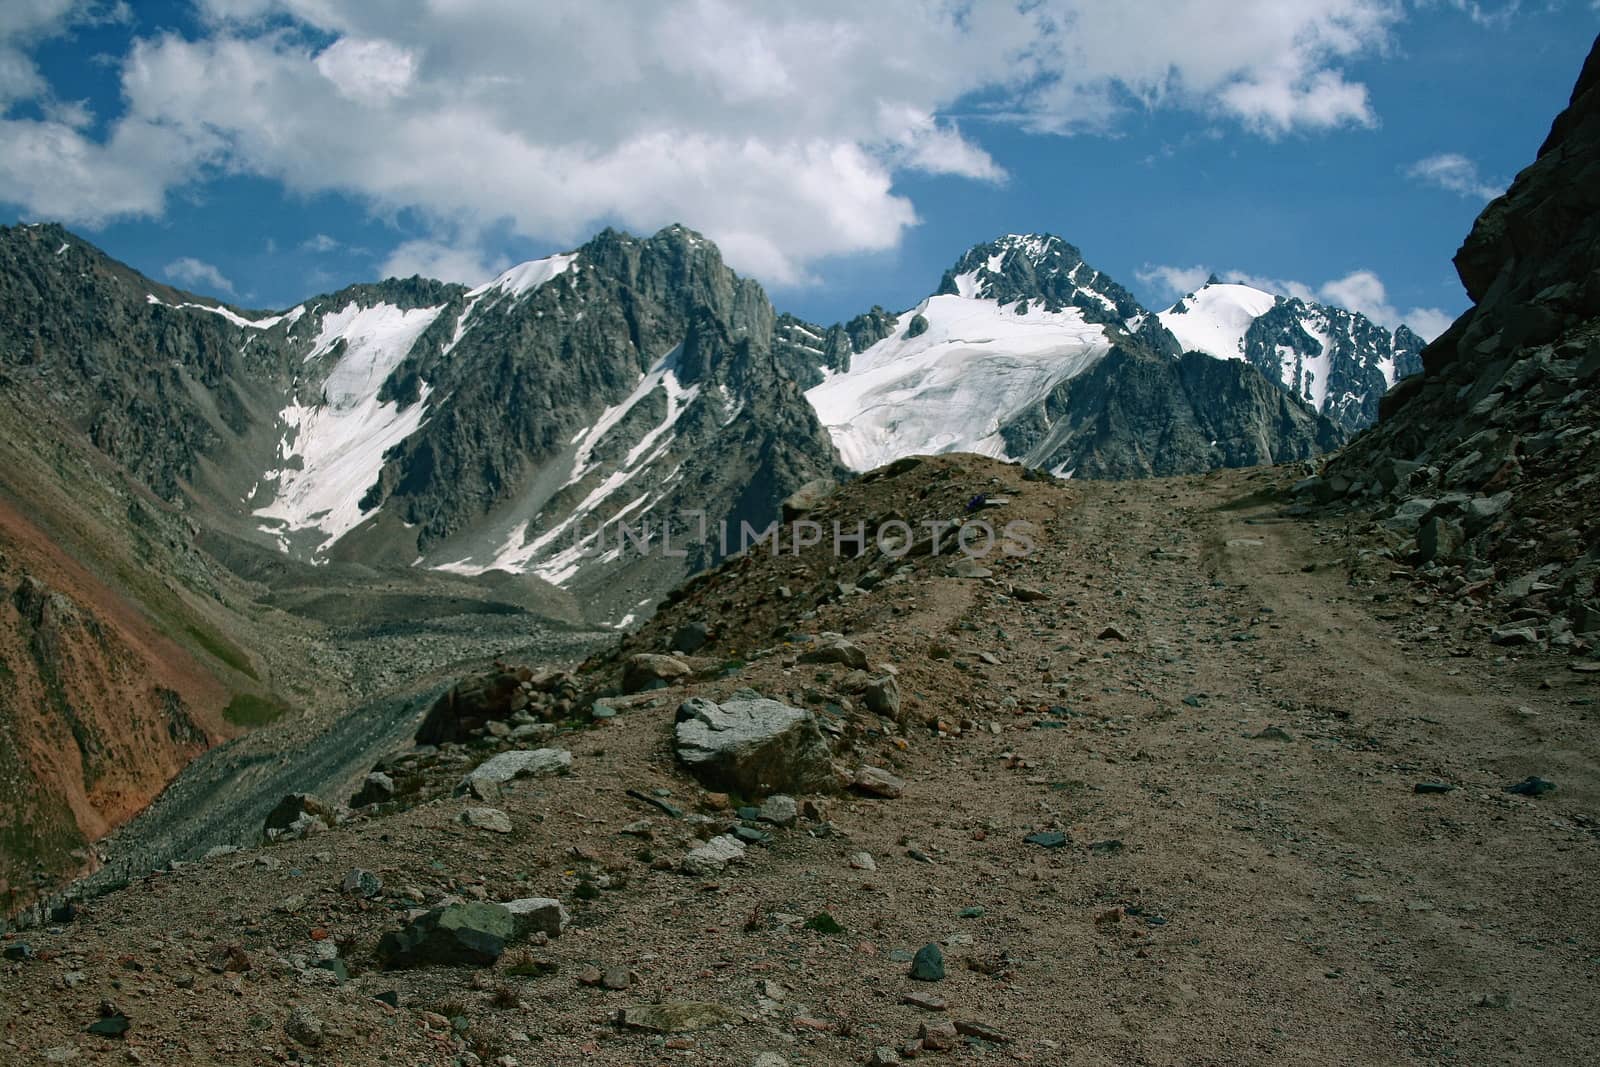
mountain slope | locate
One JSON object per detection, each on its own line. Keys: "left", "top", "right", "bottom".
{"left": 799, "top": 234, "right": 1342, "bottom": 475}
{"left": 0, "top": 224, "right": 843, "bottom": 625}
{"left": 1156, "top": 279, "right": 1424, "bottom": 432}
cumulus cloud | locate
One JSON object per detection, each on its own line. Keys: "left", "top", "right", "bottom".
{"left": 379, "top": 239, "right": 508, "bottom": 287}
{"left": 1140, "top": 262, "right": 1456, "bottom": 340}
{"left": 0, "top": 1, "right": 1406, "bottom": 284}
{"left": 1405, "top": 152, "right": 1506, "bottom": 201}
{"left": 164, "top": 255, "right": 236, "bottom": 295}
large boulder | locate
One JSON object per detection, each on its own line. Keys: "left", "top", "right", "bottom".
{"left": 376, "top": 902, "right": 515, "bottom": 968}
{"left": 674, "top": 696, "right": 837, "bottom": 796}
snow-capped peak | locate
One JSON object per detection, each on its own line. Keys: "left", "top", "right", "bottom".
{"left": 1156, "top": 279, "right": 1423, "bottom": 430}
{"left": 936, "top": 233, "right": 1143, "bottom": 324}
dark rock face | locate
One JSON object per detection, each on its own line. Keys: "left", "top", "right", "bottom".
{"left": 1327, "top": 35, "right": 1600, "bottom": 648}
{"left": 1241, "top": 301, "right": 1424, "bottom": 431}
{"left": 999, "top": 347, "right": 1341, "bottom": 477}
{"left": 935, "top": 233, "right": 1144, "bottom": 324}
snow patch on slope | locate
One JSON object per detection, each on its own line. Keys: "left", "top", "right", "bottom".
{"left": 1156, "top": 283, "right": 1279, "bottom": 361}
{"left": 253, "top": 301, "right": 445, "bottom": 552}
{"left": 806, "top": 294, "right": 1111, "bottom": 472}
{"left": 437, "top": 347, "right": 701, "bottom": 584}
{"left": 471, "top": 253, "right": 577, "bottom": 300}
{"left": 147, "top": 292, "right": 307, "bottom": 331}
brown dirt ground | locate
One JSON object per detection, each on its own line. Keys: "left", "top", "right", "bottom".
{"left": 2, "top": 456, "right": 1596, "bottom": 1066}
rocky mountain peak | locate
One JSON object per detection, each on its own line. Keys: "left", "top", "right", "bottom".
{"left": 934, "top": 232, "right": 1144, "bottom": 324}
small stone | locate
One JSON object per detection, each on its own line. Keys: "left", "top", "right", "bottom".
{"left": 1505, "top": 776, "right": 1556, "bottom": 797}
{"left": 342, "top": 868, "right": 382, "bottom": 898}
{"left": 623, "top": 653, "right": 692, "bottom": 693}
{"left": 757, "top": 794, "right": 798, "bottom": 828}
{"left": 909, "top": 943, "right": 945, "bottom": 982}
{"left": 919, "top": 1019, "right": 959, "bottom": 1050}
{"left": 86, "top": 1014, "right": 130, "bottom": 1039}
{"left": 954, "top": 1019, "right": 1010, "bottom": 1043}
{"left": 1413, "top": 782, "right": 1456, "bottom": 795}
{"left": 1252, "top": 725, "right": 1294, "bottom": 742}
{"left": 849, "top": 851, "right": 877, "bottom": 871}
{"left": 617, "top": 1001, "right": 744, "bottom": 1033}
{"left": 852, "top": 766, "right": 906, "bottom": 799}
{"left": 461, "top": 807, "right": 514, "bottom": 834}
{"left": 798, "top": 637, "right": 869, "bottom": 669}
{"left": 752, "top": 1054, "right": 789, "bottom": 1067}
{"left": 901, "top": 991, "right": 947, "bottom": 1011}
{"left": 1023, "top": 831, "right": 1067, "bottom": 849}
{"left": 867, "top": 1048, "right": 902, "bottom": 1066}
{"left": 284, "top": 1006, "right": 324, "bottom": 1048}
{"left": 1491, "top": 627, "right": 1539, "bottom": 647}
{"left": 670, "top": 621, "right": 712, "bottom": 654}
{"left": 1097, "top": 625, "right": 1128, "bottom": 641}
{"left": 682, "top": 834, "right": 747, "bottom": 876}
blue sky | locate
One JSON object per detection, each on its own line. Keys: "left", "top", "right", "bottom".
{"left": 1, "top": 2, "right": 1595, "bottom": 339}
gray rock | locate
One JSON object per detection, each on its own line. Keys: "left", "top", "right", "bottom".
{"left": 682, "top": 834, "right": 748, "bottom": 876}
{"left": 263, "top": 793, "right": 335, "bottom": 839}
{"left": 458, "top": 748, "right": 571, "bottom": 793}
{"left": 1464, "top": 491, "right": 1513, "bottom": 531}
{"left": 1417, "top": 516, "right": 1465, "bottom": 563}
{"left": 1386, "top": 497, "right": 1437, "bottom": 531}
{"left": 623, "top": 653, "right": 692, "bottom": 693}
{"left": 852, "top": 766, "right": 907, "bottom": 799}
{"left": 909, "top": 943, "right": 945, "bottom": 982}
{"left": 669, "top": 621, "right": 711, "bottom": 654}
{"left": 284, "top": 1006, "right": 324, "bottom": 1048}
{"left": 756, "top": 794, "right": 798, "bottom": 828}
{"left": 341, "top": 868, "right": 382, "bottom": 899}
{"left": 862, "top": 675, "right": 902, "bottom": 720}
{"left": 1491, "top": 627, "right": 1539, "bottom": 646}
{"left": 502, "top": 897, "right": 569, "bottom": 938}
{"left": 674, "top": 696, "right": 837, "bottom": 795}
{"left": 350, "top": 772, "right": 395, "bottom": 808}
{"left": 797, "top": 636, "right": 868, "bottom": 669}
{"left": 618, "top": 1001, "right": 745, "bottom": 1033}
{"left": 376, "top": 902, "right": 516, "bottom": 968}
{"left": 461, "top": 807, "right": 513, "bottom": 834}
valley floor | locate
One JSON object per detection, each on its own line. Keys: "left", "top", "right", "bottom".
{"left": 2, "top": 461, "right": 1595, "bottom": 1065}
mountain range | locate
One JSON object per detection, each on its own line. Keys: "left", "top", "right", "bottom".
{"left": 0, "top": 221, "right": 1423, "bottom": 620}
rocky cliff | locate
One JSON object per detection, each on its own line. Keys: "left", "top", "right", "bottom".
{"left": 1318, "top": 34, "right": 1600, "bottom": 650}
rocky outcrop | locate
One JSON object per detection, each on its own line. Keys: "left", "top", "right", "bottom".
{"left": 1000, "top": 347, "right": 1342, "bottom": 477}
{"left": 673, "top": 695, "right": 837, "bottom": 796}
{"left": 1322, "top": 35, "right": 1600, "bottom": 650}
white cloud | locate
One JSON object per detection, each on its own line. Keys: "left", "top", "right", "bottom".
{"left": 0, "top": 1, "right": 1406, "bottom": 285}
{"left": 300, "top": 232, "right": 339, "bottom": 253}
{"left": 379, "top": 239, "right": 508, "bottom": 287}
{"left": 1405, "top": 152, "right": 1505, "bottom": 201}
{"left": 164, "top": 255, "right": 236, "bottom": 295}
{"left": 1136, "top": 264, "right": 1215, "bottom": 301}
{"left": 1141, "top": 261, "right": 1456, "bottom": 340}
